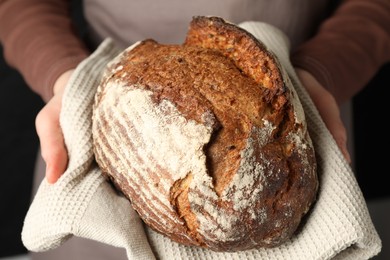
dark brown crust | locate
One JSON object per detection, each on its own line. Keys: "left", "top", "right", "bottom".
{"left": 92, "top": 16, "right": 318, "bottom": 252}
{"left": 185, "top": 16, "right": 286, "bottom": 98}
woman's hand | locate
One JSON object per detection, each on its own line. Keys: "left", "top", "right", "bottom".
{"left": 35, "top": 69, "right": 74, "bottom": 184}
{"left": 295, "top": 68, "right": 351, "bottom": 164}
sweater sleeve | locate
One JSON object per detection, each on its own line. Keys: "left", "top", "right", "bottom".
{"left": 0, "top": 0, "right": 89, "bottom": 102}
{"left": 291, "top": 0, "right": 390, "bottom": 104}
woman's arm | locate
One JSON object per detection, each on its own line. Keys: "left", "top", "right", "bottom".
{"left": 292, "top": 0, "right": 389, "bottom": 163}
{"left": 292, "top": 0, "right": 390, "bottom": 104}
{"left": 0, "top": 0, "right": 89, "bottom": 102}
{"left": 0, "top": 0, "right": 89, "bottom": 183}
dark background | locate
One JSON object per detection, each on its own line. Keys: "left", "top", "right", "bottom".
{"left": 0, "top": 1, "right": 389, "bottom": 257}
{"left": 353, "top": 62, "right": 390, "bottom": 199}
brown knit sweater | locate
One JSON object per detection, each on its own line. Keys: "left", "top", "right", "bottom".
{"left": 0, "top": 0, "right": 389, "bottom": 103}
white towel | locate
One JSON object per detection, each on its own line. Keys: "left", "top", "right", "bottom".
{"left": 21, "top": 21, "right": 382, "bottom": 260}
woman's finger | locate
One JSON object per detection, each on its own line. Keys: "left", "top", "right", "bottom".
{"left": 295, "top": 68, "right": 351, "bottom": 164}
{"left": 35, "top": 94, "right": 68, "bottom": 183}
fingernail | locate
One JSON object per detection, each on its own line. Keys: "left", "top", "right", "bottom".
{"left": 343, "top": 148, "right": 352, "bottom": 164}
{"left": 45, "top": 164, "right": 54, "bottom": 184}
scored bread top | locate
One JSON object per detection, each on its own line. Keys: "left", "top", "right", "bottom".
{"left": 92, "top": 16, "right": 318, "bottom": 252}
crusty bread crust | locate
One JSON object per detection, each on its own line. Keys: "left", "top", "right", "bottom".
{"left": 92, "top": 16, "right": 318, "bottom": 252}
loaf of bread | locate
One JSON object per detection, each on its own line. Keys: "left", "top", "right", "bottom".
{"left": 92, "top": 16, "right": 318, "bottom": 252}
